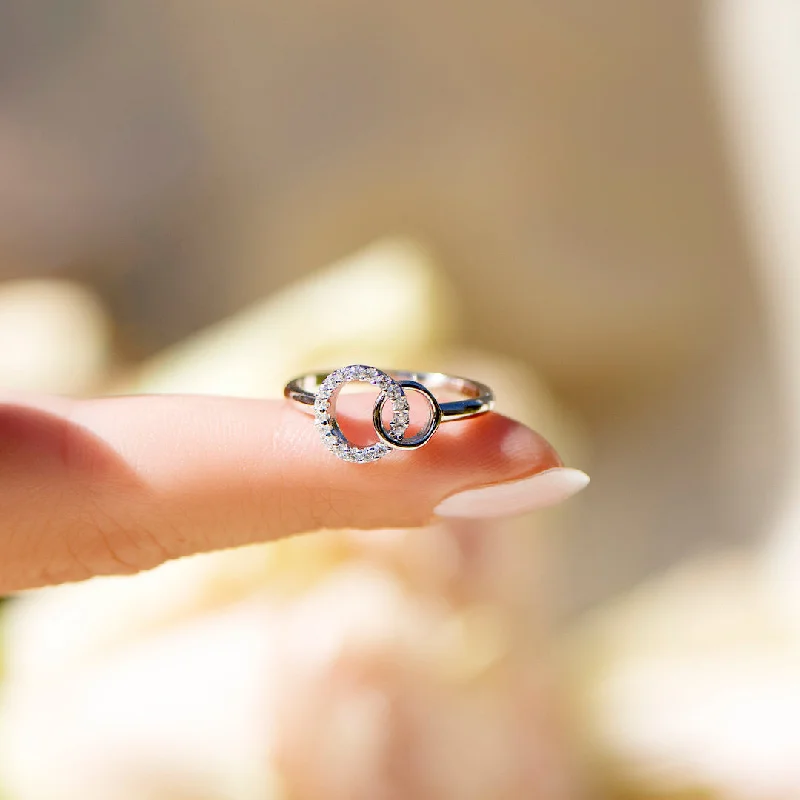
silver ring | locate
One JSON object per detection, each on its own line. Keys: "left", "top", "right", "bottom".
{"left": 284, "top": 365, "right": 494, "bottom": 463}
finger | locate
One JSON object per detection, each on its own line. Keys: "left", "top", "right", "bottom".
{"left": 0, "top": 393, "right": 588, "bottom": 591}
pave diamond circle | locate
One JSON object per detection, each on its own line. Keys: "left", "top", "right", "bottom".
{"left": 373, "top": 379, "right": 442, "bottom": 450}
{"left": 314, "top": 365, "right": 410, "bottom": 463}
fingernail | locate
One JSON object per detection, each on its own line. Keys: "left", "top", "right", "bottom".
{"left": 433, "top": 467, "right": 590, "bottom": 519}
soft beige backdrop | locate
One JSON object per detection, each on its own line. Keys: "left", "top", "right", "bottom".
{"left": 2, "top": 3, "right": 799, "bottom": 797}
{"left": 0, "top": 1, "right": 783, "bottom": 616}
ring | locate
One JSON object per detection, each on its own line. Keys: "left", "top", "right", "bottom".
{"left": 284, "top": 364, "right": 494, "bottom": 463}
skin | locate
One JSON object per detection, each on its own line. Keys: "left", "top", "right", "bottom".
{"left": 0, "top": 392, "right": 561, "bottom": 593}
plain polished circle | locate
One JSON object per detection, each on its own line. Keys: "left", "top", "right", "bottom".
{"left": 284, "top": 365, "right": 494, "bottom": 463}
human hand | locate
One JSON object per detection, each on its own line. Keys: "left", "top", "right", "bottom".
{"left": 0, "top": 391, "right": 588, "bottom": 593}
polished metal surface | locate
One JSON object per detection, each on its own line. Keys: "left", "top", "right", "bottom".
{"left": 284, "top": 369, "right": 494, "bottom": 421}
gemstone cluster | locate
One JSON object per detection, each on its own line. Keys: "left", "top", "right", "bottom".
{"left": 313, "top": 365, "right": 410, "bottom": 462}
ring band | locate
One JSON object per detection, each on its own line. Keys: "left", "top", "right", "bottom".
{"left": 284, "top": 365, "right": 494, "bottom": 463}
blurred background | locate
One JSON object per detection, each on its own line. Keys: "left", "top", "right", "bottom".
{"left": 1, "top": 1, "right": 800, "bottom": 798}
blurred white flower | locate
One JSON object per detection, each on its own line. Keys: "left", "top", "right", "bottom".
{"left": 0, "top": 278, "right": 110, "bottom": 393}
{"left": 566, "top": 554, "right": 800, "bottom": 799}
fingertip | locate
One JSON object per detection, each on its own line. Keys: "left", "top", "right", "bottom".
{"left": 416, "top": 412, "right": 564, "bottom": 485}
{"left": 496, "top": 416, "right": 564, "bottom": 469}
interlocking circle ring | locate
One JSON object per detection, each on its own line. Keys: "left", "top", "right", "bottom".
{"left": 284, "top": 365, "right": 494, "bottom": 463}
